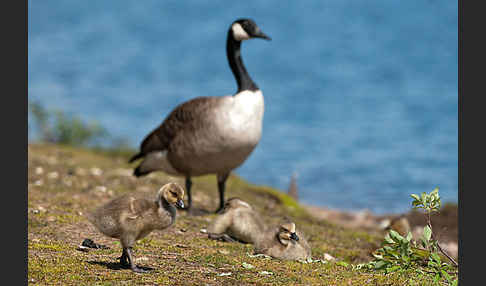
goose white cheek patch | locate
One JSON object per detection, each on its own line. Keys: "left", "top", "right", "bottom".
{"left": 232, "top": 23, "right": 250, "bottom": 41}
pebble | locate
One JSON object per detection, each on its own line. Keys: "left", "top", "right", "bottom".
{"left": 135, "top": 256, "right": 149, "bottom": 262}
{"left": 35, "top": 167, "right": 44, "bottom": 175}
{"left": 90, "top": 167, "right": 103, "bottom": 176}
{"left": 323, "top": 253, "right": 336, "bottom": 261}
{"left": 76, "top": 245, "right": 90, "bottom": 252}
{"left": 47, "top": 172, "right": 59, "bottom": 179}
{"left": 95, "top": 186, "right": 107, "bottom": 193}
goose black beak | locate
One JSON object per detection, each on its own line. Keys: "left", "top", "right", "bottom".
{"left": 290, "top": 232, "right": 299, "bottom": 241}
{"left": 254, "top": 30, "right": 271, "bottom": 41}
{"left": 176, "top": 200, "right": 185, "bottom": 209}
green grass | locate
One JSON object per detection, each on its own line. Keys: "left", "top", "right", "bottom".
{"left": 27, "top": 143, "right": 443, "bottom": 285}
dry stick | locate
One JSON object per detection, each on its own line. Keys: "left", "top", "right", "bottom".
{"left": 427, "top": 212, "right": 458, "bottom": 267}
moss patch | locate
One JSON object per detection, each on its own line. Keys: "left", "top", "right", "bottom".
{"left": 27, "top": 143, "right": 447, "bottom": 285}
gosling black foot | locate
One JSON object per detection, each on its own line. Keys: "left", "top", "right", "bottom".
{"left": 131, "top": 266, "right": 150, "bottom": 273}
{"left": 208, "top": 233, "right": 236, "bottom": 243}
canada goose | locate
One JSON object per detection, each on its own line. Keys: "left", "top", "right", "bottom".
{"left": 207, "top": 197, "right": 266, "bottom": 243}
{"left": 129, "top": 18, "right": 271, "bottom": 213}
{"left": 87, "top": 183, "right": 185, "bottom": 273}
{"left": 254, "top": 222, "right": 312, "bottom": 261}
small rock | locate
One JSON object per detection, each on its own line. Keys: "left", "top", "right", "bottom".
{"left": 218, "top": 249, "right": 229, "bottom": 255}
{"left": 47, "top": 172, "right": 59, "bottom": 179}
{"left": 90, "top": 167, "right": 103, "bottom": 176}
{"left": 35, "top": 167, "right": 44, "bottom": 175}
{"left": 37, "top": 206, "right": 47, "bottom": 213}
{"left": 95, "top": 186, "right": 107, "bottom": 193}
{"left": 259, "top": 271, "right": 274, "bottom": 275}
{"left": 218, "top": 272, "right": 232, "bottom": 277}
{"left": 323, "top": 253, "right": 336, "bottom": 261}
{"left": 136, "top": 256, "right": 149, "bottom": 262}
{"left": 200, "top": 228, "right": 208, "bottom": 234}
{"left": 76, "top": 245, "right": 90, "bottom": 252}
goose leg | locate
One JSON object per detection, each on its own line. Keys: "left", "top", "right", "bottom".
{"left": 185, "top": 176, "right": 192, "bottom": 210}
{"left": 125, "top": 247, "right": 148, "bottom": 273}
{"left": 216, "top": 173, "right": 230, "bottom": 213}
{"left": 119, "top": 247, "right": 129, "bottom": 268}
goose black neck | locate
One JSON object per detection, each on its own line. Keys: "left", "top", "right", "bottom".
{"left": 227, "top": 30, "right": 259, "bottom": 93}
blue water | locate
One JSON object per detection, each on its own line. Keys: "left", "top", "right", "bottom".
{"left": 28, "top": 1, "right": 458, "bottom": 214}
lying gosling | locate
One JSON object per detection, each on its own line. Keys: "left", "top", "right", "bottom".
{"left": 254, "top": 222, "right": 311, "bottom": 261}
{"left": 87, "top": 182, "right": 184, "bottom": 273}
{"left": 207, "top": 197, "right": 266, "bottom": 243}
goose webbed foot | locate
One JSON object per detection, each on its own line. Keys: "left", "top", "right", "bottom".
{"left": 124, "top": 247, "right": 150, "bottom": 274}
{"left": 208, "top": 233, "right": 237, "bottom": 243}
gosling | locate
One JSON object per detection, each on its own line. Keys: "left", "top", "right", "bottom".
{"left": 87, "top": 182, "right": 185, "bottom": 273}
{"left": 254, "top": 222, "right": 312, "bottom": 261}
{"left": 207, "top": 197, "right": 266, "bottom": 243}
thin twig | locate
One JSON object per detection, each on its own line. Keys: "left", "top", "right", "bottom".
{"left": 427, "top": 212, "right": 458, "bottom": 267}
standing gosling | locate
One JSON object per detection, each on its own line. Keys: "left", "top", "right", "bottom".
{"left": 207, "top": 197, "right": 266, "bottom": 243}
{"left": 254, "top": 222, "right": 311, "bottom": 261}
{"left": 87, "top": 183, "right": 185, "bottom": 273}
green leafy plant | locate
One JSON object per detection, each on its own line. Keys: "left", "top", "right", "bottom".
{"left": 29, "top": 100, "right": 108, "bottom": 146}
{"left": 357, "top": 188, "right": 458, "bottom": 285}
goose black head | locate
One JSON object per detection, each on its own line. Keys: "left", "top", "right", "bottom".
{"left": 231, "top": 18, "right": 271, "bottom": 41}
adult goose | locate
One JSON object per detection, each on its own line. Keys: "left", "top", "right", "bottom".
{"left": 129, "top": 18, "right": 271, "bottom": 213}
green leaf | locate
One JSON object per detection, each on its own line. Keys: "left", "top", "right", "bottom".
{"left": 389, "top": 230, "right": 403, "bottom": 242}
{"left": 406, "top": 231, "right": 413, "bottom": 242}
{"left": 384, "top": 233, "right": 394, "bottom": 244}
{"left": 430, "top": 187, "right": 439, "bottom": 196}
{"left": 373, "top": 260, "right": 387, "bottom": 269}
{"left": 372, "top": 253, "right": 383, "bottom": 260}
{"left": 441, "top": 270, "right": 451, "bottom": 281}
{"left": 336, "top": 261, "right": 349, "bottom": 268}
{"left": 430, "top": 252, "right": 441, "bottom": 263}
{"left": 423, "top": 225, "right": 432, "bottom": 242}
{"left": 242, "top": 262, "right": 254, "bottom": 269}
{"left": 385, "top": 265, "right": 401, "bottom": 273}
{"left": 410, "top": 194, "right": 420, "bottom": 201}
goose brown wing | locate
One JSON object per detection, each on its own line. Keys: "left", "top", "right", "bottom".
{"left": 129, "top": 96, "right": 221, "bottom": 162}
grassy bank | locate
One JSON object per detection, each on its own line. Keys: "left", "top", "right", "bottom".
{"left": 28, "top": 143, "right": 444, "bottom": 285}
